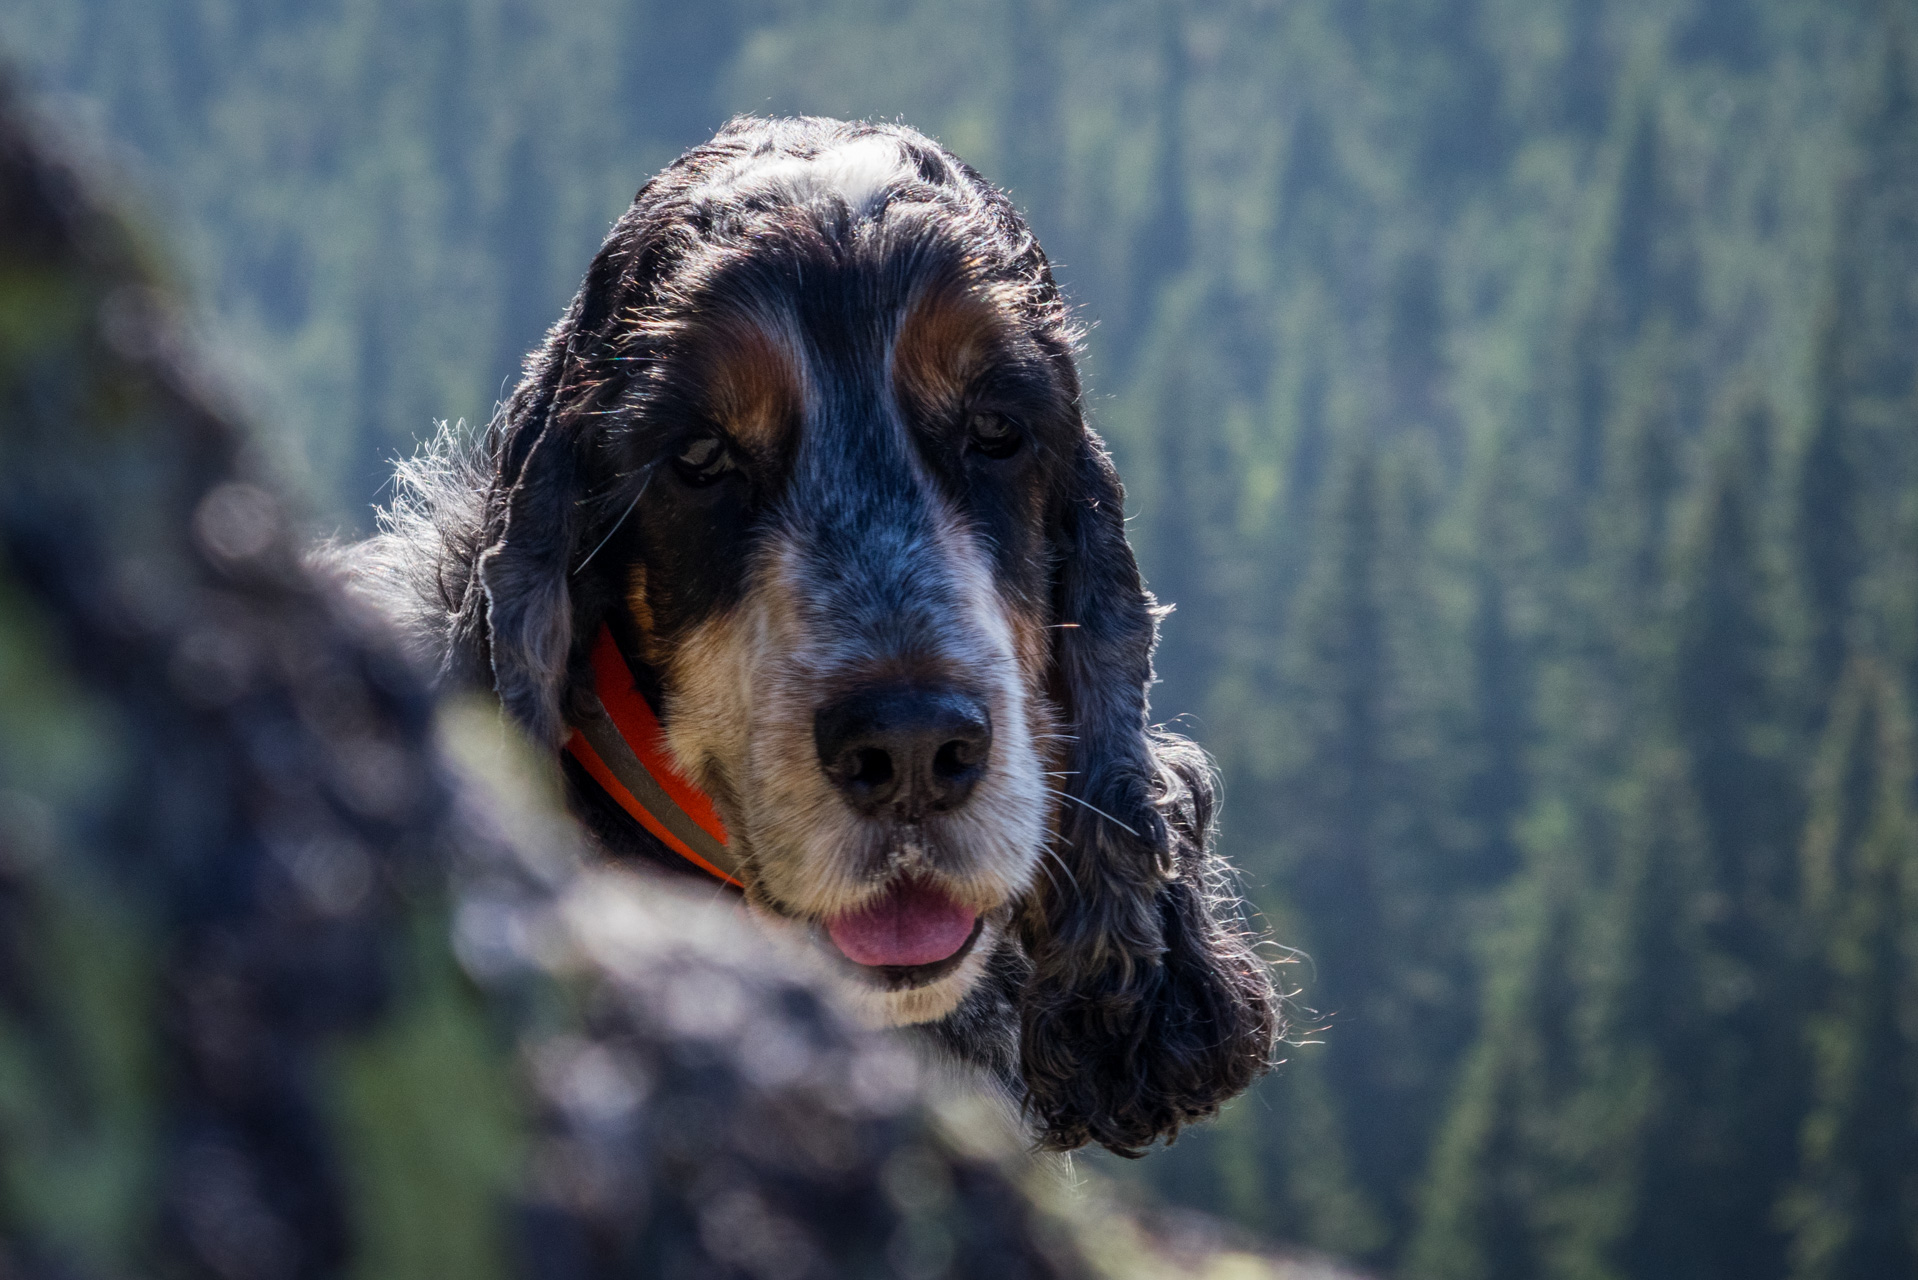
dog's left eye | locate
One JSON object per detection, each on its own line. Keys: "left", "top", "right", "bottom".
{"left": 967, "top": 411, "right": 1023, "bottom": 460}
{"left": 672, "top": 432, "right": 738, "bottom": 487}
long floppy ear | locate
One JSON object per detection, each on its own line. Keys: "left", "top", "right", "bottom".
{"left": 1019, "top": 429, "right": 1281, "bottom": 1155}
{"left": 444, "top": 242, "right": 633, "bottom": 745}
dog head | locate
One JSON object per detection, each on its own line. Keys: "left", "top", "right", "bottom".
{"left": 444, "top": 117, "right": 1277, "bottom": 1152}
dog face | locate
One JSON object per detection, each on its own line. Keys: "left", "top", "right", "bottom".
{"left": 604, "top": 141, "right": 1081, "bottom": 1023}
{"left": 441, "top": 117, "right": 1278, "bottom": 1153}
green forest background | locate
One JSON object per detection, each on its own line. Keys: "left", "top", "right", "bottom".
{"left": 3, "top": 1, "right": 1915, "bottom": 1276}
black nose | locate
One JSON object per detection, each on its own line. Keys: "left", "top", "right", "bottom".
{"left": 814, "top": 686, "right": 993, "bottom": 818}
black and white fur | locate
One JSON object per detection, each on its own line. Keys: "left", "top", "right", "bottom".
{"left": 347, "top": 116, "right": 1278, "bottom": 1155}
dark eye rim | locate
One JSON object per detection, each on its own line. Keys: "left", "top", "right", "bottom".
{"left": 670, "top": 428, "right": 740, "bottom": 488}
{"left": 966, "top": 409, "right": 1024, "bottom": 460}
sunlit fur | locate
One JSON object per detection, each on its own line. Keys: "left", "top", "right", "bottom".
{"left": 655, "top": 492, "right": 1049, "bottom": 1025}
{"left": 344, "top": 116, "right": 1281, "bottom": 1154}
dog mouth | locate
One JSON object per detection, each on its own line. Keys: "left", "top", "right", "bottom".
{"left": 820, "top": 878, "right": 985, "bottom": 991}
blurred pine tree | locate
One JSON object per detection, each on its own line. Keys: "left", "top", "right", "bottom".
{"left": 1782, "top": 659, "right": 1918, "bottom": 1280}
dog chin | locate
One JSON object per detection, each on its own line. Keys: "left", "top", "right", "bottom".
{"left": 743, "top": 890, "right": 1006, "bottom": 1027}
{"left": 833, "top": 915, "right": 1002, "bottom": 1027}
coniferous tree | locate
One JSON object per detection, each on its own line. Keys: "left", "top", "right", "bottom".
{"left": 1115, "top": 0, "right": 1190, "bottom": 369}
{"left": 1800, "top": 18, "right": 1918, "bottom": 706}
{"left": 1560, "top": 97, "right": 1702, "bottom": 559}
{"left": 1261, "top": 445, "right": 1469, "bottom": 1264}
{"left": 1414, "top": 257, "right": 1798, "bottom": 1280}
{"left": 1000, "top": 0, "right": 1066, "bottom": 242}
{"left": 1266, "top": 447, "right": 1400, "bottom": 1259}
{"left": 1769, "top": 43, "right": 1918, "bottom": 1272}
{"left": 1405, "top": 834, "right": 1597, "bottom": 1280}
{"left": 1564, "top": 746, "right": 1733, "bottom": 1280}
{"left": 1457, "top": 557, "right": 1528, "bottom": 888}
{"left": 1413, "top": 746, "right": 1771, "bottom": 1280}
{"left": 1778, "top": 659, "right": 1918, "bottom": 1280}
{"left": 1594, "top": 404, "right": 1799, "bottom": 1280}
{"left": 1798, "top": 288, "right": 1866, "bottom": 709}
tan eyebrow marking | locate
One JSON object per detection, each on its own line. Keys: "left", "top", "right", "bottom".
{"left": 891, "top": 279, "right": 1019, "bottom": 415}
{"left": 695, "top": 309, "right": 806, "bottom": 457}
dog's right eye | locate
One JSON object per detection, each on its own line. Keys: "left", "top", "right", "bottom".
{"left": 672, "top": 432, "right": 738, "bottom": 487}
{"left": 966, "top": 411, "right": 1023, "bottom": 460}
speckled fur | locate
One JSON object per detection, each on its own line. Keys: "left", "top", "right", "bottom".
{"left": 342, "top": 116, "right": 1280, "bottom": 1154}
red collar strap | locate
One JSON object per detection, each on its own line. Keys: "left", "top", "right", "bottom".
{"left": 564, "top": 625, "right": 741, "bottom": 888}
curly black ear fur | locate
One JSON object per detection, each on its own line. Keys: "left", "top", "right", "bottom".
{"left": 1019, "top": 431, "right": 1281, "bottom": 1156}
{"left": 440, "top": 224, "right": 646, "bottom": 745}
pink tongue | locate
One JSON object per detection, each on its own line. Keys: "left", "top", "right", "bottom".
{"left": 825, "top": 881, "right": 977, "bottom": 968}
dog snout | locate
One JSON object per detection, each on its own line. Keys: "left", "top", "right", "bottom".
{"left": 814, "top": 686, "right": 992, "bottom": 819}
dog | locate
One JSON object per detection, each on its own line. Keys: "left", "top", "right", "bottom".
{"left": 348, "top": 116, "right": 1278, "bottom": 1154}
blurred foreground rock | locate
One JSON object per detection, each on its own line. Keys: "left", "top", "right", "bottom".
{"left": 0, "top": 73, "right": 1364, "bottom": 1280}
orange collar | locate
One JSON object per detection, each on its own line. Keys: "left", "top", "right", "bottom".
{"left": 564, "top": 625, "right": 741, "bottom": 888}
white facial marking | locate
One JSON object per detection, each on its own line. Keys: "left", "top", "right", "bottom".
{"left": 634, "top": 149, "right": 1055, "bottom": 1026}
{"left": 647, "top": 315, "right": 1046, "bottom": 1026}
{"left": 720, "top": 135, "right": 906, "bottom": 222}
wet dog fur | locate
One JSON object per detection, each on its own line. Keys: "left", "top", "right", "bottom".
{"left": 347, "top": 116, "right": 1278, "bottom": 1154}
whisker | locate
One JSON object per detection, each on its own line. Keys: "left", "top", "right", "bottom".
{"left": 1028, "top": 844, "right": 1068, "bottom": 897}
{"left": 1045, "top": 787, "right": 1140, "bottom": 837}
{"left": 1038, "top": 839, "right": 1080, "bottom": 891}
{"left": 571, "top": 465, "right": 655, "bottom": 576}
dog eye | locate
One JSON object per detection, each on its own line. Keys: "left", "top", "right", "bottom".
{"left": 967, "top": 411, "right": 1023, "bottom": 460}
{"left": 672, "top": 432, "right": 737, "bottom": 487}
